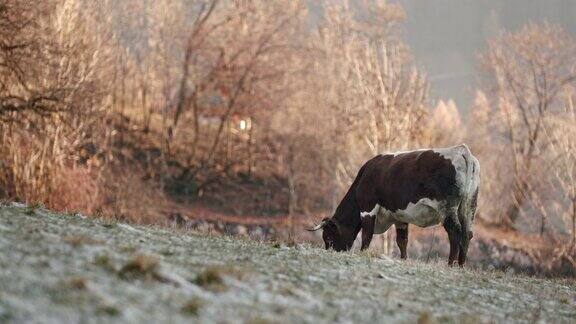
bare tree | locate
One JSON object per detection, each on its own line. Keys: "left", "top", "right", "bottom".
{"left": 314, "top": 0, "right": 428, "bottom": 200}
{"left": 480, "top": 23, "right": 576, "bottom": 229}
{"left": 546, "top": 90, "right": 576, "bottom": 244}
{"left": 428, "top": 99, "right": 463, "bottom": 146}
{"left": 0, "top": 1, "right": 63, "bottom": 119}
{"left": 165, "top": 0, "right": 307, "bottom": 193}
{"left": 270, "top": 0, "right": 431, "bottom": 251}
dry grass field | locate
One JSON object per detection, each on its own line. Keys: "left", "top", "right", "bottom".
{"left": 1, "top": 203, "right": 574, "bottom": 323}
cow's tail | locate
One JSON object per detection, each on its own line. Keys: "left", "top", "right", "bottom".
{"left": 457, "top": 144, "right": 480, "bottom": 229}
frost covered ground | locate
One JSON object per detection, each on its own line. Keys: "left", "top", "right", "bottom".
{"left": 0, "top": 203, "right": 574, "bottom": 323}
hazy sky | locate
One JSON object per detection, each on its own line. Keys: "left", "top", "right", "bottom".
{"left": 397, "top": 0, "right": 576, "bottom": 112}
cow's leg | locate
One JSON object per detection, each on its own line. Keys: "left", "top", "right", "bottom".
{"left": 443, "top": 214, "right": 461, "bottom": 267}
{"left": 361, "top": 215, "right": 375, "bottom": 250}
{"left": 458, "top": 221, "right": 472, "bottom": 267}
{"left": 395, "top": 223, "right": 409, "bottom": 259}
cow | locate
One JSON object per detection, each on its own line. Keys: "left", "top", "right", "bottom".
{"left": 307, "top": 144, "right": 480, "bottom": 267}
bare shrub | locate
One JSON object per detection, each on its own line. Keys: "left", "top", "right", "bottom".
{"left": 51, "top": 166, "right": 104, "bottom": 215}
{"left": 0, "top": 0, "right": 114, "bottom": 214}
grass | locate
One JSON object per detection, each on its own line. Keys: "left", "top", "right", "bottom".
{"left": 63, "top": 276, "right": 89, "bottom": 290}
{"left": 97, "top": 304, "right": 121, "bottom": 316}
{"left": 1, "top": 204, "right": 575, "bottom": 323}
{"left": 93, "top": 253, "right": 116, "bottom": 272}
{"left": 417, "top": 312, "right": 434, "bottom": 324}
{"left": 25, "top": 202, "right": 44, "bottom": 215}
{"left": 119, "top": 244, "right": 138, "bottom": 254}
{"left": 181, "top": 297, "right": 204, "bottom": 316}
{"left": 63, "top": 235, "right": 103, "bottom": 247}
{"left": 359, "top": 248, "right": 385, "bottom": 259}
{"left": 246, "top": 317, "right": 275, "bottom": 324}
{"left": 118, "top": 253, "right": 161, "bottom": 281}
{"left": 193, "top": 265, "right": 251, "bottom": 292}
{"left": 193, "top": 266, "right": 226, "bottom": 291}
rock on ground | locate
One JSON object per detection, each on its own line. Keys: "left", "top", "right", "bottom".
{"left": 0, "top": 203, "right": 574, "bottom": 323}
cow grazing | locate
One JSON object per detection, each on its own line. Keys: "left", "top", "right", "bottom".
{"left": 308, "top": 144, "right": 480, "bottom": 267}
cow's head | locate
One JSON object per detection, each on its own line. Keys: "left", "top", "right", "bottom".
{"left": 307, "top": 217, "right": 356, "bottom": 251}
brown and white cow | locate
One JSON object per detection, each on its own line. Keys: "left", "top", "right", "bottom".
{"left": 308, "top": 144, "right": 480, "bottom": 267}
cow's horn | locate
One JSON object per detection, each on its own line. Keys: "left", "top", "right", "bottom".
{"left": 306, "top": 219, "right": 328, "bottom": 231}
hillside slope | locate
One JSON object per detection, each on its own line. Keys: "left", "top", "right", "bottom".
{"left": 0, "top": 203, "right": 574, "bottom": 323}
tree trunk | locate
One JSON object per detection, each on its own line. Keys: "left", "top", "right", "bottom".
{"left": 287, "top": 146, "right": 296, "bottom": 240}
{"left": 141, "top": 78, "right": 150, "bottom": 133}
{"left": 572, "top": 196, "right": 576, "bottom": 245}
{"left": 540, "top": 211, "right": 546, "bottom": 236}
{"left": 504, "top": 177, "right": 529, "bottom": 230}
{"left": 247, "top": 124, "right": 254, "bottom": 177}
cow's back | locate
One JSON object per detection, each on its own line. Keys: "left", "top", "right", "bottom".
{"left": 355, "top": 144, "right": 479, "bottom": 229}
{"left": 356, "top": 149, "right": 459, "bottom": 213}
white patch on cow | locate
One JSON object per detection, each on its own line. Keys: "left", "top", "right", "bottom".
{"left": 372, "top": 198, "right": 445, "bottom": 234}
{"left": 388, "top": 144, "right": 467, "bottom": 157}
{"left": 378, "top": 144, "right": 480, "bottom": 232}
{"left": 434, "top": 144, "right": 481, "bottom": 230}
{"left": 360, "top": 204, "right": 380, "bottom": 218}
{"left": 435, "top": 145, "right": 468, "bottom": 191}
